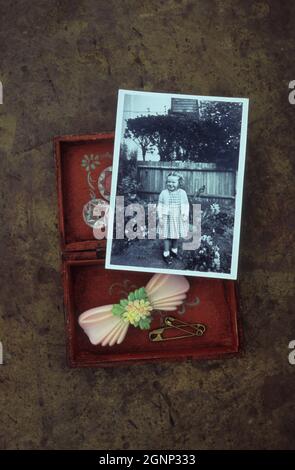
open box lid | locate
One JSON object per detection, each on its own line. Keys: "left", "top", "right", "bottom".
{"left": 55, "top": 133, "right": 114, "bottom": 252}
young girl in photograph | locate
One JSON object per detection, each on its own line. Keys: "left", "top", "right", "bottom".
{"left": 157, "top": 172, "right": 190, "bottom": 264}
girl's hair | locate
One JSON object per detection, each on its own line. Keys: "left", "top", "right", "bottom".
{"left": 166, "top": 171, "right": 185, "bottom": 188}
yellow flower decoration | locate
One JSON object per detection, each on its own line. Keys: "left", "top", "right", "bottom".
{"left": 112, "top": 287, "right": 153, "bottom": 329}
{"left": 122, "top": 299, "right": 153, "bottom": 326}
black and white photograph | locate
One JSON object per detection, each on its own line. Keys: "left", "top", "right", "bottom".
{"left": 106, "top": 90, "right": 249, "bottom": 279}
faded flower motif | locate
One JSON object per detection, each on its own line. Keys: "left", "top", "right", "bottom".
{"left": 81, "top": 154, "right": 101, "bottom": 172}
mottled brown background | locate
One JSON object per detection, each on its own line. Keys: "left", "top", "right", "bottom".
{"left": 0, "top": 0, "right": 295, "bottom": 450}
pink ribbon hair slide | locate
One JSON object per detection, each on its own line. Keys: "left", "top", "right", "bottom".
{"left": 78, "top": 273, "right": 190, "bottom": 347}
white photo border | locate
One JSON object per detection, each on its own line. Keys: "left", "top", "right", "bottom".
{"left": 106, "top": 89, "right": 249, "bottom": 280}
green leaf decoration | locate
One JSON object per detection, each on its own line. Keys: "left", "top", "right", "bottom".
{"left": 132, "top": 287, "right": 146, "bottom": 301}
{"left": 138, "top": 287, "right": 147, "bottom": 300}
{"left": 128, "top": 292, "right": 135, "bottom": 301}
{"left": 112, "top": 304, "right": 124, "bottom": 316}
{"left": 91, "top": 163, "right": 96, "bottom": 170}
{"left": 139, "top": 317, "right": 151, "bottom": 330}
{"left": 120, "top": 299, "right": 128, "bottom": 307}
{"left": 133, "top": 289, "right": 140, "bottom": 300}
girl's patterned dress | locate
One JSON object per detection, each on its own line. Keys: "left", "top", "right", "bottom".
{"left": 161, "top": 189, "right": 187, "bottom": 239}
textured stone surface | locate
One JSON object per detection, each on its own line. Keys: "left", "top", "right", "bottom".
{"left": 0, "top": 0, "right": 295, "bottom": 450}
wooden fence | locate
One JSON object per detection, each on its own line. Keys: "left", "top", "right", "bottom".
{"left": 137, "top": 161, "right": 236, "bottom": 203}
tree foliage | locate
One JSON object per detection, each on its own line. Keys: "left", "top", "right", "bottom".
{"left": 124, "top": 117, "right": 155, "bottom": 161}
{"left": 124, "top": 102, "right": 242, "bottom": 169}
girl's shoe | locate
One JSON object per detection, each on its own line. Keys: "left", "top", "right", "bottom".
{"left": 162, "top": 253, "right": 172, "bottom": 265}
{"left": 170, "top": 250, "right": 180, "bottom": 259}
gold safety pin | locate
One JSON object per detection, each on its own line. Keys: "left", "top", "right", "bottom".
{"left": 164, "top": 316, "right": 206, "bottom": 336}
{"left": 149, "top": 316, "right": 206, "bottom": 342}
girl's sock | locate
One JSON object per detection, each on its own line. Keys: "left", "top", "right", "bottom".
{"left": 171, "top": 248, "right": 178, "bottom": 254}
{"left": 163, "top": 250, "right": 170, "bottom": 257}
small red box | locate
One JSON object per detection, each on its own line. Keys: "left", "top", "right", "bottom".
{"left": 55, "top": 133, "right": 240, "bottom": 367}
